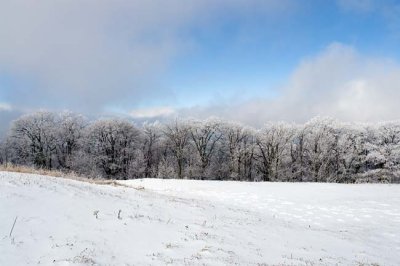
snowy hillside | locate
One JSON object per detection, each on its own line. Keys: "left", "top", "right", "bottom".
{"left": 1, "top": 172, "right": 400, "bottom": 265}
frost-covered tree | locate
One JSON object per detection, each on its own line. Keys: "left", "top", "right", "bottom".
{"left": 189, "top": 119, "right": 223, "bottom": 178}
{"left": 221, "top": 122, "right": 249, "bottom": 179}
{"left": 302, "top": 117, "right": 339, "bottom": 182}
{"left": 360, "top": 122, "right": 400, "bottom": 182}
{"left": 55, "top": 112, "right": 87, "bottom": 170}
{"left": 84, "top": 119, "right": 141, "bottom": 179}
{"left": 376, "top": 123, "right": 400, "bottom": 172}
{"left": 0, "top": 136, "right": 13, "bottom": 166}
{"left": 221, "top": 122, "right": 257, "bottom": 181}
{"left": 289, "top": 124, "right": 308, "bottom": 181}
{"left": 9, "top": 111, "right": 58, "bottom": 169}
{"left": 141, "top": 121, "right": 163, "bottom": 178}
{"left": 2, "top": 111, "right": 400, "bottom": 183}
{"left": 255, "top": 122, "right": 295, "bottom": 181}
{"left": 163, "top": 119, "right": 191, "bottom": 179}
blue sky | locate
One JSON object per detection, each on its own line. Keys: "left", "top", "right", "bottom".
{"left": 168, "top": 0, "right": 399, "bottom": 107}
{"left": 1, "top": 0, "right": 400, "bottom": 128}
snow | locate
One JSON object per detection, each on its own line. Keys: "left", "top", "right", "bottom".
{"left": 1, "top": 172, "right": 400, "bottom": 265}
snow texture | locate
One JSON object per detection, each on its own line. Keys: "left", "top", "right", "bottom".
{"left": 1, "top": 171, "right": 400, "bottom": 265}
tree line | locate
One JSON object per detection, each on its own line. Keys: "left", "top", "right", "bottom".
{"left": 1, "top": 111, "right": 399, "bottom": 183}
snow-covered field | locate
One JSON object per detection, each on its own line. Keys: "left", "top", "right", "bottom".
{"left": 1, "top": 172, "right": 400, "bottom": 265}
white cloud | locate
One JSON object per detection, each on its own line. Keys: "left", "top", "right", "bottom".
{"left": 177, "top": 43, "right": 400, "bottom": 125}
{"left": 0, "top": 103, "right": 12, "bottom": 111}
{"left": 129, "top": 106, "right": 175, "bottom": 119}
{"left": 277, "top": 43, "right": 400, "bottom": 122}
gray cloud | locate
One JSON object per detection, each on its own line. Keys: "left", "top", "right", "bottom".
{"left": 3, "top": 1, "right": 399, "bottom": 130}
{"left": 0, "top": 0, "right": 293, "bottom": 113}
{"left": 0, "top": 1, "right": 193, "bottom": 111}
